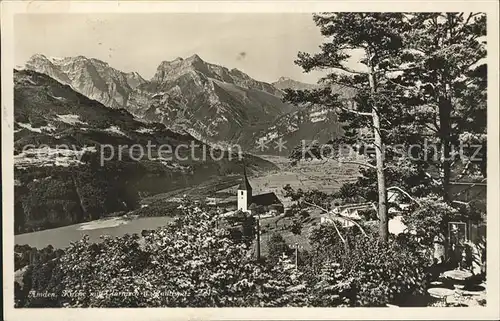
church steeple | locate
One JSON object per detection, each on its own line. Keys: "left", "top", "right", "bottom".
{"left": 238, "top": 165, "right": 252, "bottom": 191}
{"left": 237, "top": 163, "right": 252, "bottom": 212}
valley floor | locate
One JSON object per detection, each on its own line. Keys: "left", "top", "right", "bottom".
{"left": 249, "top": 155, "right": 359, "bottom": 208}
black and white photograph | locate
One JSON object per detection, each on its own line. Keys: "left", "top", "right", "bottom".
{"left": 1, "top": 1, "right": 499, "bottom": 320}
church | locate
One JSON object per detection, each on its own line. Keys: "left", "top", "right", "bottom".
{"left": 237, "top": 168, "right": 284, "bottom": 215}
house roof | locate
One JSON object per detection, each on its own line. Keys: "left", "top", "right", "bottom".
{"left": 334, "top": 202, "right": 373, "bottom": 211}
{"left": 449, "top": 181, "right": 487, "bottom": 186}
{"left": 251, "top": 192, "right": 282, "bottom": 207}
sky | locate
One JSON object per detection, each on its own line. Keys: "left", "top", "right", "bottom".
{"left": 14, "top": 13, "right": 332, "bottom": 84}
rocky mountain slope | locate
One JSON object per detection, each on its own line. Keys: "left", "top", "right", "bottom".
{"left": 126, "top": 54, "right": 293, "bottom": 146}
{"left": 13, "top": 69, "right": 276, "bottom": 234}
{"left": 254, "top": 77, "right": 357, "bottom": 155}
{"left": 24, "top": 54, "right": 147, "bottom": 108}
{"left": 23, "top": 54, "right": 352, "bottom": 154}
{"left": 272, "top": 76, "right": 320, "bottom": 91}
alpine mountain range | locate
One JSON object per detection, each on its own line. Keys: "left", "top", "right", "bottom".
{"left": 21, "top": 53, "right": 350, "bottom": 151}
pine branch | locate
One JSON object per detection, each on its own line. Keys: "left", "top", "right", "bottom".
{"left": 422, "top": 123, "right": 440, "bottom": 134}
{"left": 453, "top": 12, "right": 483, "bottom": 40}
{"left": 331, "top": 66, "right": 367, "bottom": 75}
{"left": 318, "top": 75, "right": 364, "bottom": 91}
{"left": 337, "top": 107, "right": 372, "bottom": 117}
{"left": 387, "top": 186, "right": 421, "bottom": 206}
{"left": 424, "top": 172, "right": 441, "bottom": 185}
{"left": 303, "top": 200, "right": 348, "bottom": 245}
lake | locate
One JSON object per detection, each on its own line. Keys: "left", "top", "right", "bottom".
{"left": 15, "top": 216, "right": 174, "bottom": 249}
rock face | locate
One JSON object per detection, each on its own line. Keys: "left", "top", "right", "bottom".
{"left": 25, "top": 54, "right": 147, "bottom": 108}
{"left": 24, "top": 54, "right": 294, "bottom": 147}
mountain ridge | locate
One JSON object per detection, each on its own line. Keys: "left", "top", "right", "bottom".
{"left": 125, "top": 54, "right": 295, "bottom": 147}
{"left": 25, "top": 54, "right": 147, "bottom": 108}
{"left": 272, "top": 76, "right": 320, "bottom": 91}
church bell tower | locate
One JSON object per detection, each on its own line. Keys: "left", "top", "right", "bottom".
{"left": 237, "top": 166, "right": 252, "bottom": 212}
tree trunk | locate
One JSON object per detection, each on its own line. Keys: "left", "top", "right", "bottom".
{"left": 372, "top": 108, "right": 388, "bottom": 243}
{"left": 256, "top": 215, "right": 261, "bottom": 260}
{"left": 369, "top": 67, "right": 388, "bottom": 243}
{"left": 439, "top": 97, "right": 452, "bottom": 202}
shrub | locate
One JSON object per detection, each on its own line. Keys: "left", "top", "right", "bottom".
{"left": 358, "top": 208, "right": 377, "bottom": 221}
{"left": 20, "top": 205, "right": 309, "bottom": 308}
{"left": 14, "top": 244, "right": 65, "bottom": 307}
{"left": 346, "top": 235, "right": 429, "bottom": 306}
{"left": 266, "top": 233, "right": 292, "bottom": 265}
{"left": 308, "top": 262, "right": 353, "bottom": 307}
{"left": 307, "top": 225, "right": 430, "bottom": 306}
{"left": 401, "top": 195, "right": 458, "bottom": 248}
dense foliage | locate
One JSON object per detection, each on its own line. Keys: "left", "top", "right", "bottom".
{"left": 306, "top": 224, "right": 430, "bottom": 306}
{"left": 14, "top": 244, "right": 64, "bottom": 271}
{"left": 266, "top": 233, "right": 293, "bottom": 265}
{"left": 15, "top": 202, "right": 433, "bottom": 308}
{"left": 15, "top": 204, "right": 310, "bottom": 307}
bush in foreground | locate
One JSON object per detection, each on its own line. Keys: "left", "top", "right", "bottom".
{"left": 17, "top": 204, "right": 309, "bottom": 307}
{"left": 306, "top": 224, "right": 430, "bottom": 306}
{"left": 16, "top": 203, "right": 430, "bottom": 308}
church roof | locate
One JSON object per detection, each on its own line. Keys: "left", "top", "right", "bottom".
{"left": 251, "top": 192, "right": 282, "bottom": 207}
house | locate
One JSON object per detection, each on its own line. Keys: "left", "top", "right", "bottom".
{"left": 237, "top": 168, "right": 284, "bottom": 215}
{"left": 251, "top": 193, "right": 284, "bottom": 215}
{"left": 320, "top": 202, "right": 373, "bottom": 227}
{"left": 320, "top": 201, "right": 410, "bottom": 234}
{"left": 332, "top": 202, "right": 373, "bottom": 216}
{"left": 206, "top": 197, "right": 225, "bottom": 205}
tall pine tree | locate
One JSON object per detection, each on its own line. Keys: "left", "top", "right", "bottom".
{"left": 285, "top": 13, "right": 411, "bottom": 242}
{"left": 285, "top": 13, "right": 487, "bottom": 242}
{"left": 397, "top": 13, "right": 487, "bottom": 199}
